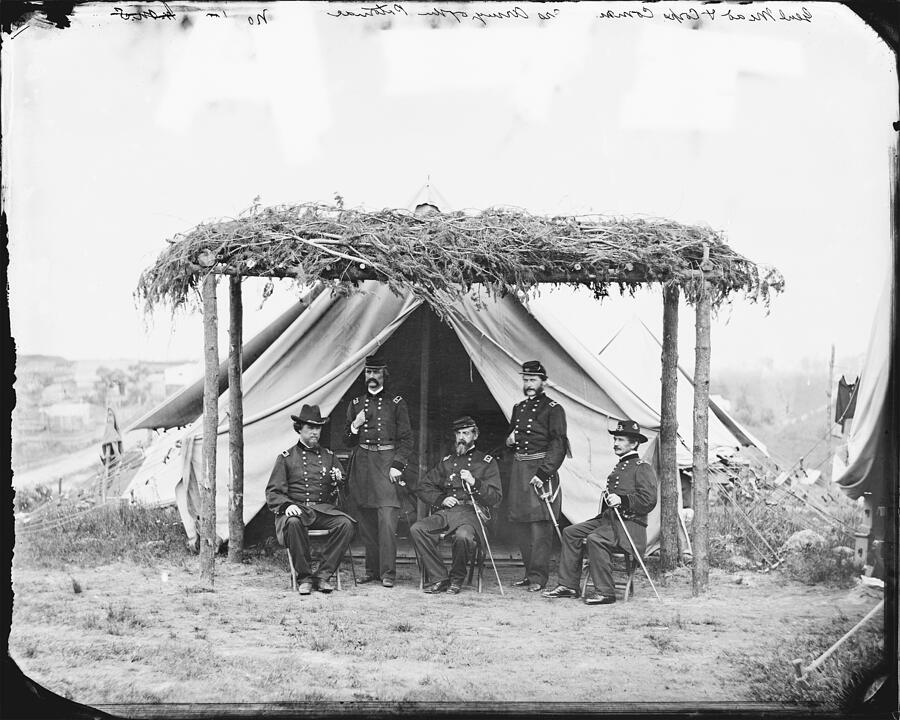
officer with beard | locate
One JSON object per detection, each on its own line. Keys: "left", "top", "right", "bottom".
{"left": 344, "top": 355, "right": 414, "bottom": 588}
{"left": 505, "top": 360, "right": 569, "bottom": 592}
{"left": 265, "top": 405, "right": 356, "bottom": 595}
{"left": 410, "top": 416, "right": 502, "bottom": 594}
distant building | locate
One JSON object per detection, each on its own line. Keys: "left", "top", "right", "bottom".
{"left": 147, "top": 371, "right": 167, "bottom": 401}
{"left": 40, "top": 381, "right": 77, "bottom": 405}
{"left": 164, "top": 363, "right": 201, "bottom": 396}
{"left": 43, "top": 402, "right": 94, "bottom": 433}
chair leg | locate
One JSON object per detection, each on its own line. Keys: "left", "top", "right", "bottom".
{"left": 346, "top": 545, "right": 358, "bottom": 586}
{"left": 477, "top": 548, "right": 485, "bottom": 593}
{"left": 580, "top": 559, "right": 590, "bottom": 596}
{"left": 466, "top": 548, "right": 476, "bottom": 586}
{"left": 287, "top": 549, "right": 297, "bottom": 591}
{"left": 624, "top": 556, "right": 636, "bottom": 602}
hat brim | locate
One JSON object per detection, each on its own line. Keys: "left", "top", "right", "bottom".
{"left": 519, "top": 371, "right": 547, "bottom": 378}
{"left": 609, "top": 430, "right": 648, "bottom": 443}
{"left": 291, "top": 415, "right": 328, "bottom": 426}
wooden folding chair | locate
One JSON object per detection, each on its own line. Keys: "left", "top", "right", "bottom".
{"left": 417, "top": 531, "right": 486, "bottom": 592}
{"left": 579, "top": 538, "right": 638, "bottom": 601}
{"left": 286, "top": 528, "right": 357, "bottom": 591}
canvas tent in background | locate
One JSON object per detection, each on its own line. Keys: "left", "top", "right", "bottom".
{"left": 124, "top": 281, "right": 759, "bottom": 552}
{"left": 835, "top": 270, "right": 895, "bottom": 507}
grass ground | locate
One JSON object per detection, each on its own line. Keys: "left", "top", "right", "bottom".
{"left": 10, "top": 509, "right": 884, "bottom": 713}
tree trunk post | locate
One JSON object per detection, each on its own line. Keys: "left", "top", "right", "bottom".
{"left": 659, "top": 284, "right": 680, "bottom": 572}
{"left": 416, "top": 310, "right": 431, "bottom": 524}
{"left": 826, "top": 343, "right": 835, "bottom": 471}
{"left": 200, "top": 273, "right": 219, "bottom": 586}
{"left": 228, "top": 276, "right": 244, "bottom": 563}
{"left": 691, "top": 282, "right": 712, "bottom": 596}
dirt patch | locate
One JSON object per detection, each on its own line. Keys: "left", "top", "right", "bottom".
{"left": 9, "top": 555, "right": 880, "bottom": 707}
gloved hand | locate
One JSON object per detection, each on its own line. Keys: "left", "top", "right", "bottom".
{"left": 605, "top": 492, "right": 622, "bottom": 508}
{"left": 389, "top": 467, "right": 403, "bottom": 483}
{"left": 285, "top": 504, "right": 302, "bottom": 517}
{"left": 352, "top": 409, "right": 367, "bottom": 430}
{"left": 442, "top": 496, "right": 459, "bottom": 508}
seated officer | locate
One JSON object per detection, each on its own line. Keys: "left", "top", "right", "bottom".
{"left": 543, "top": 420, "right": 657, "bottom": 605}
{"left": 265, "top": 404, "right": 357, "bottom": 595}
{"left": 410, "top": 416, "right": 502, "bottom": 594}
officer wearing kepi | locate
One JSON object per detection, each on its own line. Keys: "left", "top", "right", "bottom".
{"left": 543, "top": 419, "right": 658, "bottom": 605}
{"left": 344, "top": 355, "right": 414, "bottom": 588}
{"left": 411, "top": 416, "right": 502, "bottom": 594}
{"left": 265, "top": 404, "right": 357, "bottom": 595}
{"left": 505, "top": 360, "right": 569, "bottom": 592}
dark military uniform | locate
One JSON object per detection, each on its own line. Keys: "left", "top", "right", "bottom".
{"left": 556, "top": 451, "right": 658, "bottom": 595}
{"left": 506, "top": 392, "right": 568, "bottom": 587}
{"left": 345, "top": 389, "right": 414, "bottom": 582}
{"left": 411, "top": 447, "right": 502, "bottom": 586}
{"left": 265, "top": 442, "right": 356, "bottom": 585}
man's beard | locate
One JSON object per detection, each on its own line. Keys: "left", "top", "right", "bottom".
{"left": 456, "top": 441, "right": 474, "bottom": 455}
{"left": 523, "top": 386, "right": 535, "bottom": 397}
{"left": 367, "top": 379, "right": 382, "bottom": 391}
{"left": 305, "top": 436, "right": 320, "bottom": 449}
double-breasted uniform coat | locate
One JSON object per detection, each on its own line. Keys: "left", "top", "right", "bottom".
{"left": 411, "top": 447, "right": 502, "bottom": 585}
{"left": 556, "top": 450, "right": 658, "bottom": 596}
{"left": 265, "top": 442, "right": 356, "bottom": 584}
{"left": 345, "top": 388, "right": 414, "bottom": 581}
{"left": 506, "top": 391, "right": 568, "bottom": 587}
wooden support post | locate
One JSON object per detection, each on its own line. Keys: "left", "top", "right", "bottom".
{"left": 200, "top": 273, "right": 219, "bottom": 586}
{"left": 691, "top": 282, "right": 711, "bottom": 596}
{"left": 659, "top": 284, "right": 680, "bottom": 572}
{"left": 826, "top": 343, "right": 835, "bottom": 469}
{"left": 228, "top": 276, "right": 244, "bottom": 563}
{"left": 416, "top": 310, "right": 432, "bottom": 524}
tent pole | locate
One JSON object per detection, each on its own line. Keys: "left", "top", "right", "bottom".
{"left": 659, "top": 284, "right": 680, "bottom": 572}
{"left": 691, "top": 281, "right": 712, "bottom": 596}
{"left": 200, "top": 273, "right": 219, "bottom": 586}
{"left": 416, "top": 310, "right": 431, "bottom": 523}
{"left": 227, "top": 275, "right": 244, "bottom": 563}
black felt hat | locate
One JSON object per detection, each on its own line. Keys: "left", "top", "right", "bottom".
{"left": 291, "top": 404, "right": 328, "bottom": 426}
{"left": 608, "top": 419, "right": 648, "bottom": 444}
{"left": 364, "top": 354, "right": 388, "bottom": 370}
{"left": 519, "top": 360, "right": 548, "bottom": 379}
{"left": 452, "top": 415, "right": 478, "bottom": 432}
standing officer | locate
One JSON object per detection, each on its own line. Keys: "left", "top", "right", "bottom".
{"left": 505, "top": 360, "right": 568, "bottom": 592}
{"left": 411, "top": 416, "right": 502, "bottom": 594}
{"left": 265, "top": 404, "right": 356, "bottom": 595}
{"left": 543, "top": 420, "right": 657, "bottom": 605}
{"left": 345, "top": 355, "right": 414, "bottom": 588}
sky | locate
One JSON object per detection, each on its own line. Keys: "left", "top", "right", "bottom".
{"left": 4, "top": 1, "right": 897, "bottom": 377}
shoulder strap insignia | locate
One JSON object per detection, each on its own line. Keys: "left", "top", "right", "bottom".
{"left": 352, "top": 397, "right": 360, "bottom": 405}
{"left": 549, "top": 400, "right": 557, "bottom": 407}
{"left": 393, "top": 395, "right": 402, "bottom": 404}
{"left": 484, "top": 454, "right": 493, "bottom": 463}
{"left": 442, "top": 454, "right": 451, "bottom": 462}
{"left": 281, "top": 449, "right": 290, "bottom": 458}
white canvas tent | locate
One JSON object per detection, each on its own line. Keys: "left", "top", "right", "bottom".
{"left": 125, "top": 281, "right": 759, "bottom": 552}
{"left": 835, "top": 270, "right": 895, "bottom": 506}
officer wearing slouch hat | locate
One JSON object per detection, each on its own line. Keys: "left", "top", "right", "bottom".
{"left": 505, "top": 360, "right": 569, "bottom": 592}
{"left": 543, "top": 419, "right": 658, "bottom": 605}
{"left": 344, "top": 354, "right": 414, "bottom": 588}
{"left": 411, "top": 415, "right": 502, "bottom": 594}
{"left": 265, "top": 404, "right": 356, "bottom": 595}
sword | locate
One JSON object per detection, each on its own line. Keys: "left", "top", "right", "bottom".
{"left": 463, "top": 478, "right": 504, "bottom": 595}
{"left": 602, "top": 490, "right": 662, "bottom": 602}
{"left": 533, "top": 479, "right": 564, "bottom": 544}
